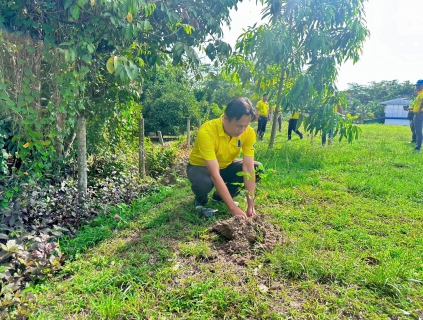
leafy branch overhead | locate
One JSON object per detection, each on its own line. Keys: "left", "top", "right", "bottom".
{"left": 227, "top": 0, "right": 369, "bottom": 147}
{"left": 0, "top": 0, "right": 246, "bottom": 201}
{"left": 1, "top": 0, "right": 241, "bottom": 84}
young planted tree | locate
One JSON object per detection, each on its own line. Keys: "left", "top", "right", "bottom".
{"left": 229, "top": 0, "right": 369, "bottom": 148}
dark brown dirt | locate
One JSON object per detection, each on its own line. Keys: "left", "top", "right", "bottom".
{"left": 160, "top": 155, "right": 287, "bottom": 263}
{"left": 210, "top": 215, "right": 286, "bottom": 257}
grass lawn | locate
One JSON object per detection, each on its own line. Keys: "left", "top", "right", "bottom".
{"left": 27, "top": 124, "right": 423, "bottom": 319}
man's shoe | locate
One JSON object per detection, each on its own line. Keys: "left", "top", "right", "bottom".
{"left": 197, "top": 206, "right": 218, "bottom": 218}
{"left": 414, "top": 147, "right": 420, "bottom": 151}
{"left": 194, "top": 199, "right": 217, "bottom": 218}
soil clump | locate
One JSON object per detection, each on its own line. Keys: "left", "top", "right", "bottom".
{"left": 210, "top": 215, "right": 286, "bottom": 257}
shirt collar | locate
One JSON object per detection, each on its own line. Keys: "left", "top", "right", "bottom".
{"left": 218, "top": 115, "right": 228, "bottom": 137}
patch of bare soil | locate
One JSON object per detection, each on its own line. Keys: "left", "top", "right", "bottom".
{"left": 210, "top": 215, "right": 286, "bottom": 263}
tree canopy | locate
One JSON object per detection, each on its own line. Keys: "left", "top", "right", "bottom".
{"left": 0, "top": 0, "right": 244, "bottom": 176}
{"left": 227, "top": 0, "right": 369, "bottom": 147}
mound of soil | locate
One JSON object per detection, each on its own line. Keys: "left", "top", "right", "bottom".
{"left": 211, "top": 215, "right": 286, "bottom": 256}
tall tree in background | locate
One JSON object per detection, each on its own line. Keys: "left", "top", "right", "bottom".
{"left": 228, "top": 0, "right": 369, "bottom": 148}
{"left": 141, "top": 64, "right": 199, "bottom": 135}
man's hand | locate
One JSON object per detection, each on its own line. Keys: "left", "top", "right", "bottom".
{"left": 246, "top": 206, "right": 256, "bottom": 218}
{"left": 229, "top": 206, "right": 247, "bottom": 218}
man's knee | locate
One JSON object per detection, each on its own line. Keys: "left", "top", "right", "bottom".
{"left": 187, "top": 165, "right": 214, "bottom": 195}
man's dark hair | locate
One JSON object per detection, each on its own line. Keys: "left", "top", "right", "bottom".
{"left": 225, "top": 98, "right": 258, "bottom": 122}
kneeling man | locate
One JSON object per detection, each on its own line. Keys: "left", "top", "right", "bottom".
{"left": 187, "top": 97, "right": 262, "bottom": 218}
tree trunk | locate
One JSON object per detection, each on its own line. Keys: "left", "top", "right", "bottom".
{"left": 52, "top": 51, "right": 66, "bottom": 157}
{"left": 139, "top": 117, "right": 145, "bottom": 179}
{"left": 77, "top": 117, "right": 87, "bottom": 201}
{"left": 268, "top": 70, "right": 285, "bottom": 148}
{"left": 187, "top": 118, "right": 191, "bottom": 146}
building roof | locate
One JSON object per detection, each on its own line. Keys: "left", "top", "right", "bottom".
{"left": 380, "top": 98, "right": 410, "bottom": 105}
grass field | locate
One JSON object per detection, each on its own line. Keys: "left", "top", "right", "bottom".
{"left": 27, "top": 124, "right": 423, "bottom": 319}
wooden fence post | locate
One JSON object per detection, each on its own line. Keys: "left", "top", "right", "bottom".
{"left": 158, "top": 131, "right": 164, "bottom": 146}
{"left": 77, "top": 117, "right": 87, "bottom": 202}
{"left": 187, "top": 118, "right": 191, "bottom": 146}
{"left": 139, "top": 117, "right": 145, "bottom": 179}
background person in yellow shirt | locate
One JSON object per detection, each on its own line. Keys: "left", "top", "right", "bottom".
{"left": 272, "top": 104, "right": 282, "bottom": 132}
{"left": 412, "top": 79, "right": 423, "bottom": 151}
{"left": 256, "top": 93, "right": 269, "bottom": 141}
{"left": 288, "top": 111, "right": 303, "bottom": 140}
{"left": 187, "top": 98, "right": 262, "bottom": 218}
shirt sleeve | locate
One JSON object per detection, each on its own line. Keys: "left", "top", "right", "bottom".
{"left": 197, "top": 128, "right": 216, "bottom": 161}
{"left": 242, "top": 128, "right": 256, "bottom": 157}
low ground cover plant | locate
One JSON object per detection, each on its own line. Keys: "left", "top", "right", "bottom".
{"left": 0, "top": 140, "right": 181, "bottom": 318}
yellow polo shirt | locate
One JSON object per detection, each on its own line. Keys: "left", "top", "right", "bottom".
{"left": 256, "top": 100, "right": 269, "bottom": 117}
{"left": 273, "top": 105, "right": 281, "bottom": 114}
{"left": 412, "top": 90, "right": 423, "bottom": 113}
{"left": 189, "top": 117, "right": 256, "bottom": 169}
{"left": 290, "top": 111, "right": 300, "bottom": 119}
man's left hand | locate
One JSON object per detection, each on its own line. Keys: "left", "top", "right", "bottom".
{"left": 246, "top": 206, "right": 256, "bottom": 218}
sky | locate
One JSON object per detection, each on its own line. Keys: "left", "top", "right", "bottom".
{"left": 221, "top": 0, "right": 422, "bottom": 91}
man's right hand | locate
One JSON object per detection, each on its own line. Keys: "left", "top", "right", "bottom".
{"left": 229, "top": 206, "right": 247, "bottom": 218}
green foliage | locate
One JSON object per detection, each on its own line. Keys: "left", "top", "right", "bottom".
{"left": 0, "top": 113, "right": 15, "bottom": 174}
{"left": 142, "top": 65, "right": 200, "bottom": 135}
{"left": 344, "top": 80, "right": 415, "bottom": 119}
{"left": 0, "top": 235, "right": 63, "bottom": 318}
{"left": 210, "top": 103, "right": 224, "bottom": 119}
{"left": 0, "top": 0, "right": 244, "bottom": 190}
{"left": 24, "top": 125, "right": 423, "bottom": 319}
{"left": 145, "top": 143, "right": 178, "bottom": 178}
{"left": 60, "top": 186, "right": 172, "bottom": 259}
{"left": 229, "top": 0, "right": 369, "bottom": 147}
{"left": 194, "top": 74, "right": 254, "bottom": 107}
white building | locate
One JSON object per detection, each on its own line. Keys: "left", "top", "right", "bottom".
{"left": 380, "top": 98, "right": 411, "bottom": 126}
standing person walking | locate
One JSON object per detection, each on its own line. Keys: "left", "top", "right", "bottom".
{"left": 186, "top": 97, "right": 262, "bottom": 218}
{"left": 287, "top": 110, "right": 303, "bottom": 140}
{"left": 412, "top": 79, "right": 423, "bottom": 151}
{"left": 256, "top": 94, "right": 269, "bottom": 141}
{"left": 405, "top": 106, "right": 416, "bottom": 144}
{"left": 272, "top": 104, "right": 283, "bottom": 132}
